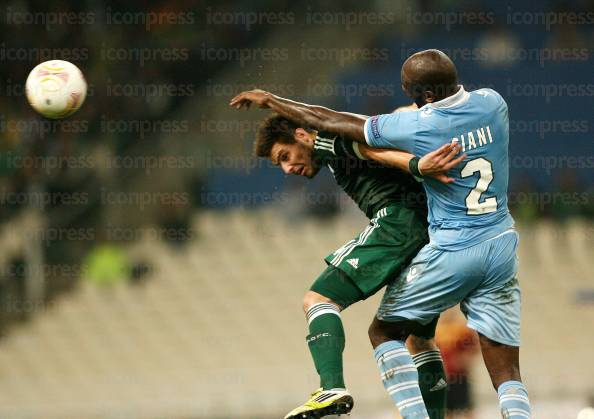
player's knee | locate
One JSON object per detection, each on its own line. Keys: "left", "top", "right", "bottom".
{"left": 367, "top": 321, "right": 400, "bottom": 348}
{"left": 406, "top": 335, "right": 437, "bottom": 354}
{"left": 368, "top": 318, "right": 385, "bottom": 348}
{"left": 302, "top": 291, "right": 335, "bottom": 314}
{"left": 368, "top": 317, "right": 413, "bottom": 348}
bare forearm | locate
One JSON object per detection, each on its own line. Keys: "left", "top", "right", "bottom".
{"left": 230, "top": 89, "right": 463, "bottom": 184}
{"left": 265, "top": 94, "right": 367, "bottom": 143}
{"left": 357, "top": 144, "right": 414, "bottom": 173}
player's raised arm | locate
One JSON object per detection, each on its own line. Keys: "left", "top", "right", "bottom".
{"left": 362, "top": 111, "right": 420, "bottom": 152}
{"left": 229, "top": 89, "right": 368, "bottom": 144}
{"left": 357, "top": 141, "right": 465, "bottom": 184}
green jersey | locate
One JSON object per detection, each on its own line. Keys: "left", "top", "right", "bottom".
{"left": 312, "top": 133, "right": 427, "bottom": 220}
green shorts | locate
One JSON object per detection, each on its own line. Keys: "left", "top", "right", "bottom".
{"left": 311, "top": 205, "right": 428, "bottom": 306}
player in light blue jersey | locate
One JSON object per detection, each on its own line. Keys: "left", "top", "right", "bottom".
{"left": 364, "top": 80, "right": 514, "bottom": 252}
{"left": 231, "top": 49, "right": 531, "bottom": 419}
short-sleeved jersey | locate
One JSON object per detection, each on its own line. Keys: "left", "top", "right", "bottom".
{"left": 312, "top": 133, "right": 427, "bottom": 220}
{"left": 364, "top": 86, "right": 514, "bottom": 251}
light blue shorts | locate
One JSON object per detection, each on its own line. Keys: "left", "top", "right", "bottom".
{"left": 377, "top": 229, "right": 521, "bottom": 346}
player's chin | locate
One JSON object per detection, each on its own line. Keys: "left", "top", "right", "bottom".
{"left": 305, "top": 167, "right": 319, "bottom": 178}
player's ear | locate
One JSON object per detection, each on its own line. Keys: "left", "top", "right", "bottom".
{"left": 401, "top": 82, "right": 412, "bottom": 98}
{"left": 294, "top": 128, "right": 314, "bottom": 147}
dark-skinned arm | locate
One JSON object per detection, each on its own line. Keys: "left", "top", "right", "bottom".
{"left": 230, "top": 89, "right": 466, "bottom": 182}
{"left": 229, "top": 89, "right": 367, "bottom": 144}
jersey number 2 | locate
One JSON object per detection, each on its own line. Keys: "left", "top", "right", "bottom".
{"left": 460, "top": 158, "right": 497, "bottom": 215}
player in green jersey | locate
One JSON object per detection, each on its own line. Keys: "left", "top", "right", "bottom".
{"left": 251, "top": 112, "right": 464, "bottom": 419}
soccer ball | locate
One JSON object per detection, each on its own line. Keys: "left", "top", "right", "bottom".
{"left": 577, "top": 407, "right": 594, "bottom": 419}
{"left": 25, "top": 60, "right": 87, "bottom": 119}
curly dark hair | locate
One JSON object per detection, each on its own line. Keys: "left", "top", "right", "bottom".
{"left": 255, "top": 114, "right": 313, "bottom": 158}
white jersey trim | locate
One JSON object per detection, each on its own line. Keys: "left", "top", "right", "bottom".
{"left": 363, "top": 118, "right": 373, "bottom": 145}
{"left": 422, "top": 85, "right": 470, "bottom": 110}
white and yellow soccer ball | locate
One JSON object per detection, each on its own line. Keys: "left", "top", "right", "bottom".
{"left": 25, "top": 60, "right": 87, "bottom": 119}
{"left": 577, "top": 407, "right": 594, "bottom": 419}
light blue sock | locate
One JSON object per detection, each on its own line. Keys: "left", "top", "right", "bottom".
{"left": 375, "top": 340, "right": 429, "bottom": 419}
{"left": 498, "top": 380, "right": 531, "bottom": 418}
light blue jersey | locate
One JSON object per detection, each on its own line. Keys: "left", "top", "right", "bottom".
{"left": 364, "top": 86, "right": 514, "bottom": 251}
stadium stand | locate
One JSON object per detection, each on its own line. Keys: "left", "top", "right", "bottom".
{"left": 0, "top": 209, "right": 591, "bottom": 419}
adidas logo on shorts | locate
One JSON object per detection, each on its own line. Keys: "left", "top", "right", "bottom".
{"left": 346, "top": 258, "right": 359, "bottom": 269}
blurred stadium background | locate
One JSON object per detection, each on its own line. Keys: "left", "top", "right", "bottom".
{"left": 0, "top": 0, "right": 593, "bottom": 418}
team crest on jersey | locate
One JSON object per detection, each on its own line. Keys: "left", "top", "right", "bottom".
{"left": 421, "top": 107, "right": 433, "bottom": 118}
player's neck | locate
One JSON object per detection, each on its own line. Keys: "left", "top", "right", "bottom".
{"left": 432, "top": 84, "right": 461, "bottom": 103}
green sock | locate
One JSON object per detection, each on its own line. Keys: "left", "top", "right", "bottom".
{"left": 412, "top": 350, "right": 448, "bottom": 419}
{"left": 306, "top": 303, "right": 345, "bottom": 390}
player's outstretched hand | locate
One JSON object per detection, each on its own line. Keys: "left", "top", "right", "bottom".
{"left": 229, "top": 89, "right": 272, "bottom": 110}
{"left": 419, "top": 141, "right": 466, "bottom": 184}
